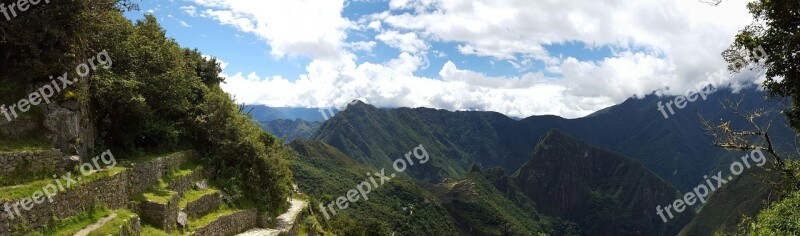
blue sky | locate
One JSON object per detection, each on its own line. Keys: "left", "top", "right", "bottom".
{"left": 123, "top": 0, "right": 758, "bottom": 119}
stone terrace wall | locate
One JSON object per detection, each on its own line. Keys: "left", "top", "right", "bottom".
{"left": 129, "top": 151, "right": 194, "bottom": 195}
{"left": 0, "top": 169, "right": 131, "bottom": 236}
{"left": 116, "top": 217, "right": 142, "bottom": 236}
{"left": 183, "top": 192, "right": 221, "bottom": 219}
{"left": 167, "top": 168, "right": 203, "bottom": 195}
{"left": 140, "top": 193, "right": 179, "bottom": 233}
{"left": 0, "top": 150, "right": 73, "bottom": 178}
{"left": 192, "top": 209, "right": 257, "bottom": 236}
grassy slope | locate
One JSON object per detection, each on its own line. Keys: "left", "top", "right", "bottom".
{"left": 288, "top": 139, "right": 458, "bottom": 235}
{"left": 678, "top": 166, "right": 774, "bottom": 235}
{"left": 289, "top": 139, "right": 573, "bottom": 235}
{"left": 440, "top": 172, "right": 579, "bottom": 235}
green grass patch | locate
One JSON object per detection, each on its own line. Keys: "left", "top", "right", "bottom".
{"left": 87, "top": 209, "right": 138, "bottom": 236}
{"left": 179, "top": 187, "right": 217, "bottom": 209}
{"left": 136, "top": 187, "right": 176, "bottom": 204}
{"left": 24, "top": 205, "right": 109, "bottom": 236}
{"left": 140, "top": 225, "right": 185, "bottom": 236}
{"left": 0, "top": 167, "right": 127, "bottom": 200}
{"left": 190, "top": 206, "right": 240, "bottom": 229}
{"left": 164, "top": 162, "right": 201, "bottom": 183}
{"left": 119, "top": 150, "right": 186, "bottom": 166}
{"left": 0, "top": 135, "right": 51, "bottom": 153}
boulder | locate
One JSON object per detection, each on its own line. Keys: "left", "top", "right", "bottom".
{"left": 43, "top": 106, "right": 80, "bottom": 154}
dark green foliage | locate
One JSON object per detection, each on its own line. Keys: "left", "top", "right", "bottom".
{"left": 0, "top": 0, "right": 135, "bottom": 84}
{"left": 725, "top": 0, "right": 800, "bottom": 131}
{"left": 192, "top": 88, "right": 292, "bottom": 212}
{"left": 739, "top": 190, "right": 800, "bottom": 235}
{"left": 89, "top": 14, "right": 211, "bottom": 151}
{"left": 1, "top": 1, "right": 290, "bottom": 212}
{"left": 721, "top": 160, "right": 800, "bottom": 235}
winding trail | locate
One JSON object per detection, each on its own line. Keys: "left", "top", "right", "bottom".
{"left": 237, "top": 199, "right": 308, "bottom": 236}
{"left": 73, "top": 213, "right": 117, "bottom": 236}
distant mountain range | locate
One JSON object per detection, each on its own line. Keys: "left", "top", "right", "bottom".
{"left": 255, "top": 87, "right": 791, "bottom": 235}
{"left": 246, "top": 105, "right": 331, "bottom": 122}
{"left": 259, "top": 119, "right": 322, "bottom": 143}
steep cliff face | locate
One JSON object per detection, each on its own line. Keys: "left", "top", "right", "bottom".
{"left": 513, "top": 130, "right": 693, "bottom": 236}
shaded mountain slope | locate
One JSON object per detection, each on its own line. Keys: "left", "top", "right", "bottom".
{"left": 288, "top": 140, "right": 460, "bottom": 235}
{"left": 260, "top": 119, "right": 322, "bottom": 143}
{"left": 288, "top": 139, "right": 578, "bottom": 235}
{"left": 513, "top": 130, "right": 694, "bottom": 235}
{"left": 312, "top": 88, "right": 792, "bottom": 192}
{"left": 435, "top": 171, "right": 580, "bottom": 235}
{"left": 519, "top": 88, "right": 794, "bottom": 191}
{"left": 678, "top": 164, "right": 776, "bottom": 235}
{"left": 311, "top": 102, "right": 534, "bottom": 182}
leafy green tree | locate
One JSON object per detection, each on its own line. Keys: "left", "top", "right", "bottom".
{"left": 0, "top": 0, "right": 291, "bottom": 211}
{"left": 725, "top": 0, "right": 800, "bottom": 130}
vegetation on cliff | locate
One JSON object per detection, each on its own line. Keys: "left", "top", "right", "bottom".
{"left": 0, "top": 0, "right": 291, "bottom": 212}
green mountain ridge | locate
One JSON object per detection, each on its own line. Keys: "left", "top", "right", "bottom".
{"left": 310, "top": 89, "right": 794, "bottom": 193}
{"left": 514, "top": 130, "right": 693, "bottom": 235}
{"left": 260, "top": 119, "right": 322, "bottom": 143}
{"left": 292, "top": 128, "right": 695, "bottom": 235}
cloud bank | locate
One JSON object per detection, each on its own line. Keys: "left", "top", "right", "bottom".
{"left": 190, "top": 0, "right": 763, "bottom": 119}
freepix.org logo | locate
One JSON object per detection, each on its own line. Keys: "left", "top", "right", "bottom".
{"left": 1, "top": 50, "right": 113, "bottom": 122}
{"left": 318, "top": 144, "right": 430, "bottom": 220}
{"left": 656, "top": 149, "right": 766, "bottom": 223}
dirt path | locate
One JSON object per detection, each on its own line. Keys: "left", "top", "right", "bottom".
{"left": 238, "top": 199, "right": 308, "bottom": 236}
{"left": 73, "top": 213, "right": 117, "bottom": 236}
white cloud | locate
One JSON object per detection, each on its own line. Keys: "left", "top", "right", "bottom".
{"left": 178, "top": 20, "right": 191, "bottom": 27}
{"left": 206, "top": 0, "right": 763, "bottom": 119}
{"left": 376, "top": 31, "right": 429, "bottom": 53}
{"left": 180, "top": 5, "right": 198, "bottom": 17}
{"left": 347, "top": 41, "right": 378, "bottom": 52}
{"left": 192, "top": 0, "right": 353, "bottom": 61}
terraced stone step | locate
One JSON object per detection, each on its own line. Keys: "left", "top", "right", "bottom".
{"left": 136, "top": 189, "right": 179, "bottom": 232}
{"left": 132, "top": 165, "right": 209, "bottom": 233}
{"left": 126, "top": 151, "right": 196, "bottom": 196}
{"left": 137, "top": 207, "right": 257, "bottom": 236}
{"left": 191, "top": 208, "right": 257, "bottom": 235}
{"left": 0, "top": 149, "right": 78, "bottom": 186}
{"left": 0, "top": 167, "right": 129, "bottom": 236}
{"left": 165, "top": 164, "right": 204, "bottom": 195}
{"left": 179, "top": 187, "right": 221, "bottom": 219}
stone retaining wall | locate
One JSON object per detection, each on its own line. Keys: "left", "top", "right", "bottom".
{"left": 183, "top": 192, "right": 221, "bottom": 219}
{"left": 192, "top": 209, "right": 257, "bottom": 236}
{"left": 129, "top": 151, "right": 193, "bottom": 195}
{"left": 116, "top": 217, "right": 142, "bottom": 236}
{"left": 168, "top": 168, "right": 204, "bottom": 195}
{"left": 0, "top": 150, "right": 73, "bottom": 179}
{"left": 0, "top": 169, "right": 131, "bottom": 236}
{"left": 140, "top": 193, "right": 179, "bottom": 233}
